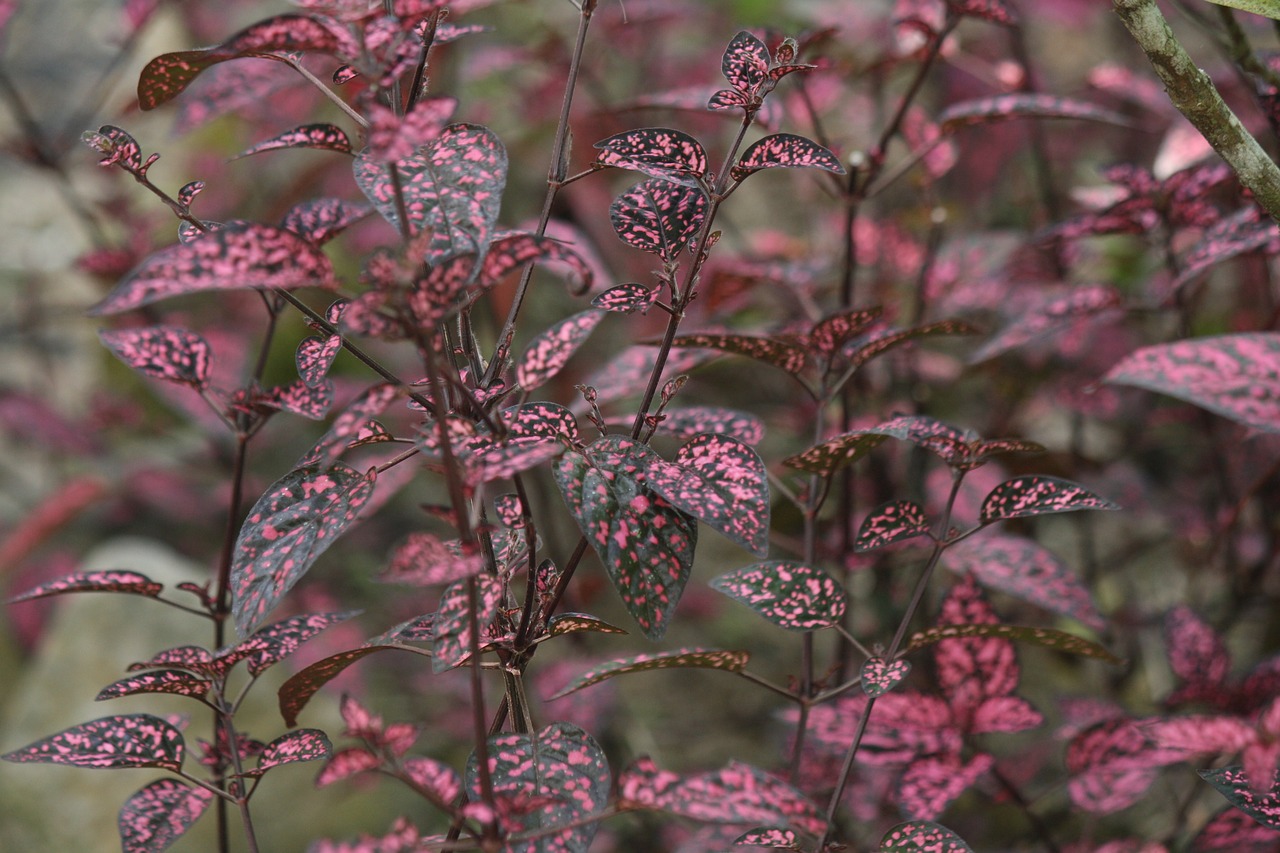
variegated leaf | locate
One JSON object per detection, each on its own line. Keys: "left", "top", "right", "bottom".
{"left": 907, "top": 623, "right": 1123, "bottom": 664}
{"left": 721, "top": 30, "right": 770, "bottom": 94}
{"left": 96, "top": 669, "right": 210, "bottom": 701}
{"left": 595, "top": 127, "right": 708, "bottom": 184}
{"left": 246, "top": 729, "right": 331, "bottom": 776}
{"left": 235, "top": 123, "right": 353, "bottom": 159}
{"left": 7, "top": 570, "right": 163, "bottom": 604}
{"left": 431, "top": 575, "right": 503, "bottom": 672}
{"left": 653, "top": 406, "right": 765, "bottom": 444}
{"left": 879, "top": 820, "right": 973, "bottom": 851}
{"left": 119, "top": 779, "right": 213, "bottom": 853}
{"left": 711, "top": 561, "right": 845, "bottom": 631}
{"left": 99, "top": 326, "right": 212, "bottom": 389}
{"left": 980, "top": 476, "right": 1120, "bottom": 523}
{"left": 1200, "top": 766, "right": 1280, "bottom": 828}
{"left": 241, "top": 610, "right": 359, "bottom": 676}
{"left": 2, "top": 715, "right": 185, "bottom": 770}
{"left": 280, "top": 198, "right": 370, "bottom": 245}
{"left": 855, "top": 500, "right": 931, "bottom": 552}
{"left": 782, "top": 431, "right": 889, "bottom": 476}
{"left": 548, "top": 648, "right": 749, "bottom": 699}
{"left": 278, "top": 645, "right": 416, "bottom": 727}
{"left": 610, "top": 178, "right": 708, "bottom": 261}
{"left": 862, "top": 657, "right": 912, "bottom": 698}
{"left": 517, "top": 309, "right": 605, "bottom": 391}
{"left": 662, "top": 332, "right": 808, "bottom": 374}
{"left": 592, "top": 282, "right": 658, "bottom": 314}
{"left": 730, "top": 133, "right": 845, "bottom": 182}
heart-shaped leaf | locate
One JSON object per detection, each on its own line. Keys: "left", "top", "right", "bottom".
{"left": 980, "top": 476, "right": 1120, "bottom": 523}
{"left": 861, "top": 657, "right": 912, "bottom": 698}
{"left": 711, "top": 561, "right": 846, "bottom": 631}
{"left": 119, "top": 779, "right": 214, "bottom": 853}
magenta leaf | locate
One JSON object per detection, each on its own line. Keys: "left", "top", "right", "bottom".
{"left": 280, "top": 198, "right": 370, "bottom": 245}
{"left": 89, "top": 223, "right": 336, "bottom": 316}
{"left": 942, "top": 534, "right": 1105, "bottom": 630}
{"left": 721, "top": 30, "right": 770, "bottom": 94}
{"left": 431, "top": 575, "right": 504, "bottom": 672}
{"left": 548, "top": 648, "right": 749, "bottom": 699}
{"left": 783, "top": 431, "right": 890, "bottom": 476}
{"left": 466, "top": 722, "right": 610, "bottom": 852}
{"left": 316, "top": 747, "right": 380, "bottom": 788}
{"left": 278, "top": 645, "right": 415, "bottom": 727}
{"left": 906, "top": 623, "right": 1122, "bottom": 664}
{"left": 855, "top": 500, "right": 931, "bottom": 552}
{"left": 733, "top": 826, "right": 798, "bottom": 848}
{"left": 99, "top": 326, "right": 212, "bottom": 389}
{"left": 730, "top": 133, "right": 844, "bottom": 182}
{"left": 353, "top": 123, "right": 507, "bottom": 262}
{"left": 119, "top": 779, "right": 213, "bottom": 853}
{"left": 295, "top": 332, "right": 344, "bottom": 389}
{"left": 96, "top": 669, "right": 210, "bottom": 702}
{"left": 516, "top": 309, "right": 605, "bottom": 391}
{"left": 946, "top": 0, "right": 1017, "bottom": 24}
{"left": 662, "top": 332, "right": 809, "bottom": 374}
{"left": 807, "top": 307, "right": 883, "bottom": 358}
{"left": 402, "top": 756, "right": 463, "bottom": 806}
{"left": 6, "top": 569, "right": 163, "bottom": 604}
{"left": 296, "top": 382, "right": 399, "bottom": 467}
{"left": 971, "top": 284, "right": 1123, "bottom": 363}
{"left": 1192, "top": 805, "right": 1280, "bottom": 850}
{"left": 938, "top": 93, "right": 1129, "bottom": 132}
{"left": 235, "top": 123, "right": 353, "bottom": 159}
{"left": 1200, "top": 766, "right": 1280, "bottom": 829}
{"left": 138, "top": 14, "right": 358, "bottom": 110}
{"left": 547, "top": 613, "right": 629, "bottom": 637}
{"left": 643, "top": 434, "right": 771, "bottom": 556}
{"left": 129, "top": 645, "right": 213, "bottom": 673}
{"left": 244, "top": 729, "right": 331, "bottom": 777}
{"left": 2, "top": 714, "right": 185, "bottom": 771}
{"left": 594, "top": 127, "right": 708, "bottom": 184}
{"left": 1166, "top": 605, "right": 1232, "bottom": 703}
{"left": 1173, "top": 210, "right": 1280, "bottom": 293}
{"left": 242, "top": 610, "right": 359, "bottom": 676}
{"left": 553, "top": 437, "right": 698, "bottom": 640}
{"left": 592, "top": 282, "right": 658, "bottom": 314}
{"left": 710, "top": 561, "right": 846, "bottom": 631}
{"left": 501, "top": 402, "right": 584, "bottom": 448}
{"left": 231, "top": 462, "right": 376, "bottom": 635}
{"left": 382, "top": 532, "right": 484, "bottom": 587}
{"left": 1104, "top": 334, "right": 1280, "bottom": 434}
{"left": 878, "top": 820, "right": 973, "bottom": 851}
{"left": 654, "top": 406, "right": 765, "bottom": 444}
{"left": 862, "top": 657, "right": 912, "bottom": 698}
{"left": 1068, "top": 718, "right": 1183, "bottom": 813}
{"left": 980, "top": 476, "right": 1120, "bottom": 522}
{"left": 258, "top": 378, "right": 334, "bottom": 420}
{"left": 897, "top": 752, "right": 995, "bottom": 820}
{"left": 610, "top": 178, "right": 708, "bottom": 261}
{"left": 83, "top": 125, "right": 148, "bottom": 174}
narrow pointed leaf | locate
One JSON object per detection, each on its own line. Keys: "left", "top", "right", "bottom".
{"left": 635, "top": 761, "right": 825, "bottom": 835}
{"left": 731, "top": 133, "right": 845, "bottom": 181}
{"left": 971, "top": 284, "right": 1122, "bottom": 363}
{"left": 549, "top": 648, "right": 749, "bottom": 699}
{"left": 247, "top": 729, "right": 331, "bottom": 776}
{"left": 662, "top": 332, "right": 808, "bottom": 374}
{"left": 610, "top": 178, "right": 707, "bottom": 261}
{"left": 906, "top": 623, "right": 1123, "bottom": 664}
{"left": 547, "top": 613, "right": 629, "bottom": 637}
{"left": 980, "top": 476, "right": 1120, "bottom": 522}
{"left": 938, "top": 93, "right": 1130, "bottom": 132}
{"left": 278, "top": 645, "right": 416, "bottom": 727}
{"left": 432, "top": 575, "right": 504, "bottom": 672}
{"left": 258, "top": 378, "right": 334, "bottom": 420}
{"left": 1104, "top": 334, "right": 1280, "bottom": 433}
{"left": 99, "top": 326, "right": 212, "bottom": 388}
{"left": 232, "top": 463, "right": 376, "bottom": 635}
{"left": 2, "top": 715, "right": 185, "bottom": 770}
{"left": 862, "top": 657, "right": 912, "bottom": 698}
{"left": 654, "top": 406, "right": 765, "bottom": 444}
{"left": 879, "top": 820, "right": 973, "bottom": 851}
{"left": 808, "top": 307, "right": 883, "bottom": 357}
{"left": 844, "top": 320, "right": 981, "bottom": 371}
{"left": 856, "top": 500, "right": 931, "bottom": 552}
{"left": 90, "top": 223, "right": 335, "bottom": 315}
{"left": 517, "top": 309, "right": 605, "bottom": 391}
{"left": 119, "top": 779, "right": 213, "bottom": 853}
{"left": 7, "top": 570, "right": 163, "bottom": 604}
{"left": 96, "top": 669, "right": 210, "bottom": 701}
{"left": 592, "top": 282, "right": 658, "bottom": 314}
{"left": 235, "top": 123, "right": 352, "bottom": 159}
{"left": 1199, "top": 766, "right": 1280, "bottom": 829}
{"left": 711, "top": 561, "right": 846, "bottom": 631}
{"left": 595, "top": 127, "right": 708, "bottom": 183}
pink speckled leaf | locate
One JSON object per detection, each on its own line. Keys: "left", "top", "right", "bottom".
{"left": 402, "top": 756, "right": 463, "bottom": 805}
{"left": 315, "top": 747, "right": 380, "bottom": 787}
{"left": 721, "top": 30, "right": 770, "bottom": 94}
{"left": 296, "top": 382, "right": 398, "bottom": 467}
{"left": 1192, "top": 805, "right": 1280, "bottom": 850}
{"left": 6, "top": 570, "right": 163, "bottom": 604}
{"left": 861, "top": 657, "right": 912, "bottom": 698}
{"left": 242, "top": 610, "right": 358, "bottom": 676}
{"left": 517, "top": 309, "right": 605, "bottom": 391}
{"left": 382, "top": 532, "right": 483, "bottom": 586}
{"left": 972, "top": 284, "right": 1123, "bottom": 363}
{"left": 938, "top": 93, "right": 1129, "bottom": 132}
{"left": 547, "top": 613, "right": 629, "bottom": 637}
{"left": 942, "top": 533, "right": 1105, "bottom": 630}
{"left": 1173, "top": 211, "right": 1280, "bottom": 293}
{"left": 466, "top": 722, "right": 609, "bottom": 853}
{"left": 431, "top": 575, "right": 503, "bottom": 672}
{"left": 119, "top": 779, "right": 213, "bottom": 853}
{"left": 730, "top": 133, "right": 844, "bottom": 182}
{"left": 296, "top": 332, "right": 343, "bottom": 389}
{"left": 138, "top": 15, "right": 358, "bottom": 110}
{"left": 897, "top": 753, "right": 995, "bottom": 820}
{"left": 783, "top": 431, "right": 890, "bottom": 476}
{"left": 878, "top": 820, "right": 973, "bottom": 851}
{"left": 610, "top": 178, "right": 708, "bottom": 261}
{"left": 946, "top": 0, "right": 1017, "bottom": 24}
{"left": 1166, "top": 605, "right": 1231, "bottom": 700}
{"left": 96, "top": 669, "right": 210, "bottom": 701}
{"left": 907, "top": 623, "right": 1122, "bottom": 664}
{"left": 733, "top": 826, "right": 797, "bottom": 848}
{"left": 365, "top": 96, "right": 458, "bottom": 162}
{"left": 90, "top": 223, "right": 335, "bottom": 315}
{"left": 553, "top": 437, "right": 698, "bottom": 640}
{"left": 808, "top": 307, "right": 883, "bottom": 358}
{"left": 843, "top": 320, "right": 981, "bottom": 371}
{"left": 647, "top": 761, "right": 826, "bottom": 836}
{"left": 83, "top": 125, "right": 149, "bottom": 174}
{"left": 231, "top": 462, "right": 376, "bottom": 635}
{"left": 711, "top": 561, "right": 846, "bottom": 631}
{"left": 980, "top": 476, "right": 1120, "bottom": 523}
{"left": 592, "top": 282, "right": 657, "bottom": 314}
{"left": 353, "top": 123, "right": 506, "bottom": 262}
{"left": 1104, "top": 334, "right": 1280, "bottom": 434}
{"left": 280, "top": 198, "right": 370, "bottom": 245}
{"left": 1200, "top": 766, "right": 1280, "bottom": 828}
{"left": 855, "top": 500, "right": 931, "bottom": 553}
{"left": 654, "top": 406, "right": 765, "bottom": 444}
{"left": 663, "top": 332, "right": 808, "bottom": 374}
{"left": 235, "top": 123, "right": 353, "bottom": 159}
{"left": 548, "top": 648, "right": 749, "bottom": 699}
{"left": 501, "top": 402, "right": 584, "bottom": 448}
{"left": 595, "top": 127, "right": 708, "bottom": 185}
{"left": 1067, "top": 718, "right": 1176, "bottom": 813}
{"left": 245, "top": 729, "right": 331, "bottom": 777}
{"left": 258, "top": 378, "right": 334, "bottom": 420}
{"left": 128, "top": 645, "right": 213, "bottom": 673}
{"left": 99, "top": 326, "right": 212, "bottom": 389}
{"left": 643, "top": 434, "right": 771, "bottom": 556}
{"left": 2, "top": 714, "right": 184, "bottom": 770}
{"left": 1147, "top": 716, "right": 1254, "bottom": 756}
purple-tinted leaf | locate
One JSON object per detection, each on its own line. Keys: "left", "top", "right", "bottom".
{"left": 942, "top": 534, "right": 1105, "bottom": 630}
{"left": 83, "top": 125, "right": 147, "bottom": 173}
{"left": 653, "top": 406, "right": 765, "bottom": 445}
{"left": 643, "top": 433, "right": 771, "bottom": 556}
{"left": 280, "top": 198, "right": 370, "bottom": 245}
{"left": 365, "top": 95, "right": 457, "bottom": 162}
{"left": 501, "top": 402, "right": 584, "bottom": 448}
{"left": 1200, "top": 766, "right": 1280, "bottom": 828}
{"left": 547, "top": 613, "right": 629, "bottom": 637}
{"left": 592, "top": 282, "right": 658, "bottom": 314}
{"left": 1192, "top": 806, "right": 1280, "bottom": 851}
{"left": 90, "top": 223, "right": 335, "bottom": 316}
{"left": 138, "top": 15, "right": 358, "bottom": 110}
{"left": 856, "top": 500, "right": 931, "bottom": 552}
{"left": 402, "top": 756, "right": 463, "bottom": 806}
{"left": 382, "top": 532, "right": 484, "bottom": 587}
{"left": 2, "top": 714, "right": 184, "bottom": 770}
{"left": 897, "top": 752, "right": 995, "bottom": 820}
{"left": 232, "top": 462, "right": 376, "bottom": 635}
{"left": 548, "top": 648, "right": 749, "bottom": 699}
{"left": 553, "top": 437, "right": 698, "bottom": 640}
{"left": 783, "top": 431, "right": 890, "bottom": 476}
{"left": 246, "top": 729, "right": 331, "bottom": 776}
{"left": 517, "top": 310, "right": 605, "bottom": 391}
{"left": 353, "top": 123, "right": 507, "bottom": 262}
{"left": 1104, "top": 334, "right": 1280, "bottom": 434}
{"left": 595, "top": 127, "right": 708, "bottom": 184}
{"left": 980, "top": 476, "right": 1120, "bottom": 523}
{"left": 946, "top": 0, "right": 1017, "bottom": 24}
{"left": 235, "top": 123, "right": 353, "bottom": 159}
{"left": 1067, "top": 718, "right": 1171, "bottom": 813}
{"left": 296, "top": 332, "right": 343, "bottom": 389}
{"left": 909, "top": 622, "right": 1122, "bottom": 665}
{"left": 708, "top": 87, "right": 750, "bottom": 111}
{"left": 96, "top": 669, "right": 210, "bottom": 701}
{"left": 879, "top": 820, "right": 973, "bottom": 851}
{"left": 843, "top": 320, "right": 981, "bottom": 371}
{"left": 296, "top": 382, "right": 399, "bottom": 467}
{"left": 242, "top": 610, "right": 358, "bottom": 676}
{"left": 1173, "top": 209, "right": 1280, "bottom": 293}
{"left": 316, "top": 747, "right": 380, "bottom": 787}
{"left": 862, "top": 657, "right": 912, "bottom": 698}
{"left": 1166, "top": 605, "right": 1231, "bottom": 696}
{"left": 938, "top": 93, "right": 1130, "bottom": 132}
{"left": 119, "top": 779, "right": 213, "bottom": 853}
{"left": 662, "top": 332, "right": 808, "bottom": 374}
{"left": 431, "top": 575, "right": 503, "bottom": 672}
{"left": 583, "top": 346, "right": 712, "bottom": 407}
{"left": 631, "top": 760, "right": 825, "bottom": 836}
{"left": 129, "top": 645, "right": 213, "bottom": 673}
{"left": 971, "top": 284, "right": 1123, "bottom": 363}
{"left": 466, "top": 722, "right": 609, "bottom": 852}
{"left": 807, "top": 307, "right": 883, "bottom": 358}
{"left": 610, "top": 178, "right": 708, "bottom": 261}
{"left": 730, "top": 133, "right": 844, "bottom": 182}
{"left": 100, "top": 326, "right": 212, "bottom": 389}
{"left": 1146, "top": 715, "right": 1254, "bottom": 756}
{"left": 6, "top": 570, "right": 163, "bottom": 604}
{"left": 734, "top": 826, "right": 797, "bottom": 848}
{"left": 721, "top": 30, "right": 770, "bottom": 94}
{"left": 278, "top": 645, "right": 415, "bottom": 727}
{"left": 711, "top": 561, "right": 845, "bottom": 631}
{"left": 258, "top": 378, "right": 334, "bottom": 420}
